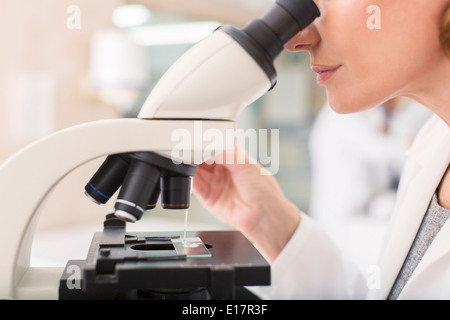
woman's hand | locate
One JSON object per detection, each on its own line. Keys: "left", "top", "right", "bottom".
{"left": 193, "top": 148, "right": 301, "bottom": 262}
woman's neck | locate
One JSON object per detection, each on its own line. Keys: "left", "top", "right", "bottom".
{"left": 406, "top": 57, "right": 450, "bottom": 126}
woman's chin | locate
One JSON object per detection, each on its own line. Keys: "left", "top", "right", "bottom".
{"left": 327, "top": 93, "right": 382, "bottom": 114}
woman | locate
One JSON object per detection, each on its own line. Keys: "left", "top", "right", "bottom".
{"left": 193, "top": 0, "right": 450, "bottom": 299}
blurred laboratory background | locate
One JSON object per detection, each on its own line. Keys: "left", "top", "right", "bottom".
{"left": 0, "top": 0, "right": 431, "bottom": 271}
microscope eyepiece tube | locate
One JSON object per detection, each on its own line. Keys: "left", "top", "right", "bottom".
{"left": 218, "top": 0, "right": 320, "bottom": 88}
{"left": 161, "top": 176, "right": 192, "bottom": 210}
{"left": 244, "top": 0, "right": 320, "bottom": 59}
{"left": 114, "top": 159, "right": 161, "bottom": 222}
{"left": 84, "top": 154, "right": 130, "bottom": 205}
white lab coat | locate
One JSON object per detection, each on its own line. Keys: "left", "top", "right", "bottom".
{"left": 254, "top": 114, "right": 450, "bottom": 300}
{"left": 307, "top": 102, "right": 430, "bottom": 270}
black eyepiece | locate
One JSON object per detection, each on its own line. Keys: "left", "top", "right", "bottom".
{"left": 244, "top": 0, "right": 320, "bottom": 60}
{"left": 218, "top": 0, "right": 320, "bottom": 88}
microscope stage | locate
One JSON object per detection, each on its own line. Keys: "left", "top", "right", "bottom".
{"left": 59, "top": 215, "right": 270, "bottom": 299}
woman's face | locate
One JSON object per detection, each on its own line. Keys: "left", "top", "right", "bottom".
{"left": 286, "top": 0, "right": 448, "bottom": 113}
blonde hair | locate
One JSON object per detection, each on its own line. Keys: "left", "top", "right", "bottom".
{"left": 441, "top": 3, "right": 450, "bottom": 58}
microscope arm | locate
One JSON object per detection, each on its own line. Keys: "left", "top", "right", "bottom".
{"left": 0, "top": 118, "right": 234, "bottom": 299}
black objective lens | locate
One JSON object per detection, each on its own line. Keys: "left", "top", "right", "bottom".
{"left": 114, "top": 160, "right": 161, "bottom": 222}
{"left": 84, "top": 154, "right": 130, "bottom": 205}
{"left": 161, "top": 176, "right": 191, "bottom": 209}
{"left": 146, "top": 182, "right": 161, "bottom": 211}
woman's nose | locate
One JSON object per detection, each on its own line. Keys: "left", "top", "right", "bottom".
{"left": 284, "top": 24, "right": 320, "bottom": 52}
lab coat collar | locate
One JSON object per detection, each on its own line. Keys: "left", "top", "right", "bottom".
{"left": 406, "top": 115, "right": 450, "bottom": 167}
{"left": 372, "top": 115, "right": 450, "bottom": 299}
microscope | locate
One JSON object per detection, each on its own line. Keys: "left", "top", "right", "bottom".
{"left": 0, "top": 0, "right": 319, "bottom": 299}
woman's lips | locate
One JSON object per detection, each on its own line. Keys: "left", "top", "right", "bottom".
{"left": 311, "top": 65, "right": 342, "bottom": 84}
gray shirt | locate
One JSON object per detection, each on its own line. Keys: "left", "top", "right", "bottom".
{"left": 388, "top": 193, "right": 450, "bottom": 299}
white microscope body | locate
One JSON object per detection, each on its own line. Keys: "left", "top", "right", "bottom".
{"left": 0, "top": 0, "right": 319, "bottom": 299}
{"left": 0, "top": 31, "right": 268, "bottom": 300}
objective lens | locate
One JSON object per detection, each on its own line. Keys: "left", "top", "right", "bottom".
{"left": 161, "top": 176, "right": 191, "bottom": 209}
{"left": 114, "top": 160, "right": 160, "bottom": 222}
{"left": 84, "top": 154, "right": 130, "bottom": 205}
{"left": 146, "top": 182, "right": 161, "bottom": 211}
